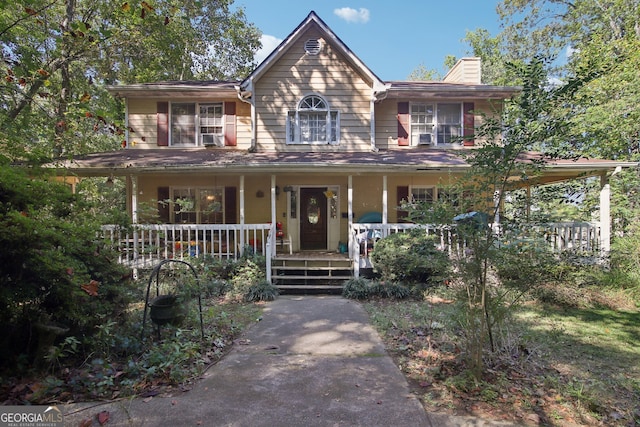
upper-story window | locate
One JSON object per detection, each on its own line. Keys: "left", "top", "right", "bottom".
{"left": 287, "top": 95, "right": 339, "bottom": 144}
{"left": 171, "top": 102, "right": 224, "bottom": 147}
{"left": 410, "top": 103, "right": 462, "bottom": 146}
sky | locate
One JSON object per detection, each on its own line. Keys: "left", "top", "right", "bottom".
{"left": 234, "top": 0, "right": 503, "bottom": 81}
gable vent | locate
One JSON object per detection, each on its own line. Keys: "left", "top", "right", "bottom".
{"left": 304, "top": 38, "right": 321, "bottom": 55}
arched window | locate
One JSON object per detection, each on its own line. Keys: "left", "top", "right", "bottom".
{"left": 287, "top": 95, "right": 339, "bottom": 144}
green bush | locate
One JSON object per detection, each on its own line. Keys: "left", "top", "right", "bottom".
{"left": 227, "top": 257, "right": 266, "bottom": 302}
{"left": 342, "top": 278, "right": 372, "bottom": 299}
{"left": 369, "top": 229, "right": 450, "bottom": 286}
{"left": 245, "top": 280, "right": 279, "bottom": 302}
{"left": 342, "top": 278, "right": 411, "bottom": 300}
{"left": 0, "top": 166, "right": 134, "bottom": 373}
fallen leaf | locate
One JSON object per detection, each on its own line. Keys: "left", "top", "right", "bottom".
{"left": 79, "top": 418, "right": 92, "bottom": 427}
{"left": 97, "top": 410, "right": 109, "bottom": 425}
{"left": 81, "top": 280, "right": 99, "bottom": 296}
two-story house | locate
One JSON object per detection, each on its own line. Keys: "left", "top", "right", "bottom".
{"left": 58, "top": 11, "right": 634, "bottom": 285}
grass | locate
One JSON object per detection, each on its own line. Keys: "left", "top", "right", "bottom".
{"left": 362, "top": 295, "right": 640, "bottom": 427}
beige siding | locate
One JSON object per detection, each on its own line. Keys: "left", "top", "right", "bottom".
{"left": 125, "top": 98, "right": 251, "bottom": 150}
{"left": 254, "top": 28, "right": 373, "bottom": 151}
{"left": 128, "top": 99, "right": 159, "bottom": 149}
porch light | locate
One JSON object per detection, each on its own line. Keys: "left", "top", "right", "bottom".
{"left": 105, "top": 175, "right": 114, "bottom": 187}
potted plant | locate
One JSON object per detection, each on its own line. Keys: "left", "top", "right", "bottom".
{"left": 148, "top": 294, "right": 185, "bottom": 326}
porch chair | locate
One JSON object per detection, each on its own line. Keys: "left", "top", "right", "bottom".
{"left": 275, "top": 222, "right": 292, "bottom": 254}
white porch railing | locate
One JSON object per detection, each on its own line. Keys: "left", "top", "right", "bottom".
{"left": 350, "top": 221, "right": 602, "bottom": 278}
{"left": 101, "top": 223, "right": 272, "bottom": 270}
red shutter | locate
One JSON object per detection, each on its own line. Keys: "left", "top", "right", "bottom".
{"left": 463, "top": 102, "right": 474, "bottom": 146}
{"left": 397, "top": 186, "right": 409, "bottom": 222}
{"left": 225, "top": 186, "right": 237, "bottom": 223}
{"left": 224, "top": 102, "right": 236, "bottom": 147}
{"left": 397, "top": 102, "right": 410, "bottom": 146}
{"left": 157, "top": 187, "right": 170, "bottom": 223}
{"left": 157, "top": 102, "right": 169, "bottom": 146}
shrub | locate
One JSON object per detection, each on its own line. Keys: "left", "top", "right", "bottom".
{"left": 245, "top": 280, "right": 279, "bottom": 302}
{"left": 342, "top": 278, "right": 411, "bottom": 300}
{"left": 370, "top": 229, "right": 450, "bottom": 286}
{"left": 227, "top": 257, "right": 266, "bottom": 302}
{"left": 342, "top": 278, "right": 371, "bottom": 299}
{"left": 0, "top": 166, "right": 134, "bottom": 373}
{"left": 368, "top": 281, "right": 412, "bottom": 299}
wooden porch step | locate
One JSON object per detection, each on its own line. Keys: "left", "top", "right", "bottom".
{"left": 271, "top": 254, "right": 354, "bottom": 292}
{"left": 272, "top": 275, "right": 351, "bottom": 281}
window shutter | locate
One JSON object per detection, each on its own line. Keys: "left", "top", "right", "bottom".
{"left": 463, "top": 102, "right": 474, "bottom": 146}
{"left": 157, "top": 187, "right": 170, "bottom": 223}
{"left": 224, "top": 102, "right": 236, "bottom": 146}
{"left": 397, "top": 186, "right": 409, "bottom": 222}
{"left": 225, "top": 186, "right": 237, "bottom": 223}
{"left": 397, "top": 102, "right": 410, "bottom": 146}
{"left": 157, "top": 102, "right": 169, "bottom": 146}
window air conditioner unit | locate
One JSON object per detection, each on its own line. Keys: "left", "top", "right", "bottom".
{"left": 418, "top": 133, "right": 432, "bottom": 145}
{"left": 202, "top": 134, "right": 223, "bottom": 147}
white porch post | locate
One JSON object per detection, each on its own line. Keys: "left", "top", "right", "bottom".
{"left": 348, "top": 175, "right": 358, "bottom": 278}
{"left": 270, "top": 174, "right": 277, "bottom": 243}
{"left": 130, "top": 175, "right": 138, "bottom": 224}
{"left": 239, "top": 175, "right": 245, "bottom": 251}
{"left": 130, "top": 175, "right": 139, "bottom": 279}
{"left": 382, "top": 175, "right": 388, "bottom": 226}
{"left": 600, "top": 173, "right": 611, "bottom": 254}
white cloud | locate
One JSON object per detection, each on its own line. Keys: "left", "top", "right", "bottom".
{"left": 255, "top": 34, "right": 283, "bottom": 64}
{"left": 334, "top": 7, "right": 370, "bottom": 24}
{"left": 566, "top": 45, "right": 578, "bottom": 59}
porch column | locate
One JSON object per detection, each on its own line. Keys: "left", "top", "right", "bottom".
{"left": 348, "top": 175, "right": 358, "bottom": 278}
{"left": 130, "top": 175, "right": 138, "bottom": 224}
{"left": 382, "top": 175, "right": 388, "bottom": 225}
{"left": 240, "top": 175, "right": 245, "bottom": 250}
{"left": 600, "top": 173, "right": 611, "bottom": 254}
{"left": 271, "top": 174, "right": 277, "bottom": 250}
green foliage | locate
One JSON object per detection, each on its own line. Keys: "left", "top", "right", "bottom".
{"left": 342, "top": 278, "right": 371, "bottom": 300}
{"left": 0, "top": 165, "right": 134, "bottom": 373}
{"left": 0, "top": 0, "right": 261, "bottom": 161}
{"left": 244, "top": 280, "right": 279, "bottom": 302}
{"left": 370, "top": 229, "right": 450, "bottom": 287}
{"left": 342, "top": 278, "right": 411, "bottom": 300}
{"left": 227, "top": 256, "right": 266, "bottom": 302}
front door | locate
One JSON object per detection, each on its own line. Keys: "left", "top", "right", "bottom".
{"left": 300, "top": 188, "right": 327, "bottom": 250}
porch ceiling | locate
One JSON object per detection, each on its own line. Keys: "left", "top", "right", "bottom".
{"left": 49, "top": 148, "right": 636, "bottom": 181}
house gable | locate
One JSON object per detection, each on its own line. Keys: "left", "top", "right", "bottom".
{"left": 252, "top": 25, "right": 376, "bottom": 151}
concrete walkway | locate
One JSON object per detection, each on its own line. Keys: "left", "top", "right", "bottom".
{"left": 62, "top": 296, "right": 516, "bottom": 426}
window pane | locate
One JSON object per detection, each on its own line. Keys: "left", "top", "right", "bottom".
{"left": 300, "top": 112, "right": 326, "bottom": 142}
{"left": 199, "top": 188, "right": 223, "bottom": 224}
{"left": 173, "top": 188, "right": 196, "bottom": 223}
{"left": 411, "top": 187, "right": 434, "bottom": 203}
{"left": 437, "top": 104, "right": 460, "bottom": 124}
{"left": 171, "top": 103, "right": 196, "bottom": 146}
{"left": 437, "top": 104, "right": 461, "bottom": 144}
{"left": 200, "top": 104, "right": 222, "bottom": 134}
{"left": 330, "top": 111, "right": 338, "bottom": 142}
{"left": 411, "top": 103, "right": 434, "bottom": 145}
{"left": 287, "top": 111, "right": 296, "bottom": 142}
